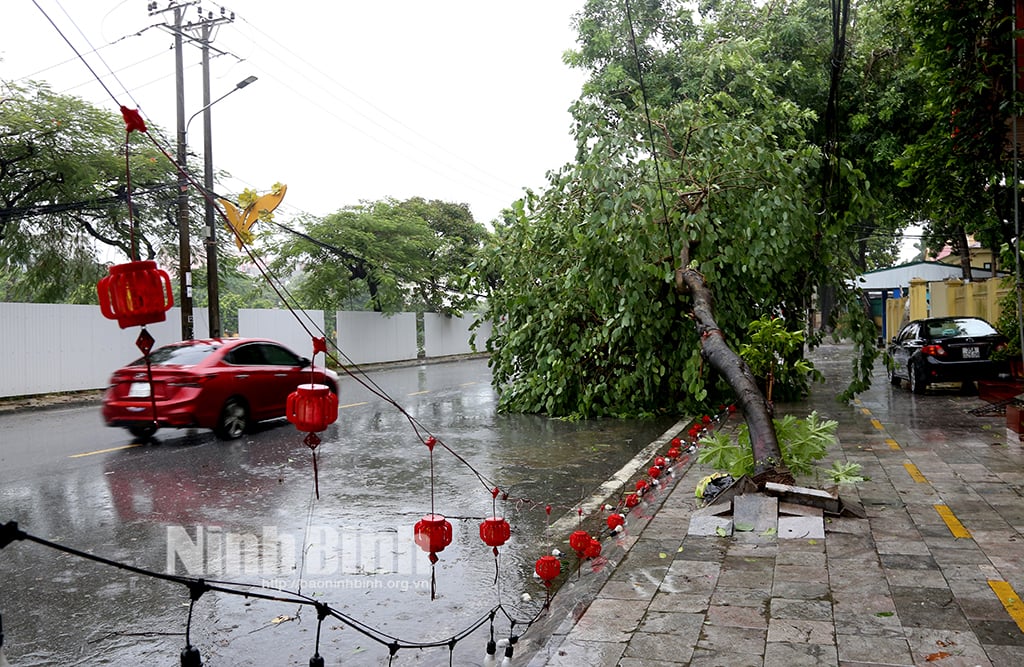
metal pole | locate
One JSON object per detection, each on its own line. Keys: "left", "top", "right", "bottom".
{"left": 174, "top": 5, "right": 193, "bottom": 341}
{"left": 201, "top": 35, "right": 220, "bottom": 338}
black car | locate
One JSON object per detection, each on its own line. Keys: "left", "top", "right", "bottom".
{"left": 888, "top": 316, "right": 1009, "bottom": 394}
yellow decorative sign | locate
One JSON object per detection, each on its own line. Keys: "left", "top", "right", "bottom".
{"left": 220, "top": 183, "right": 287, "bottom": 249}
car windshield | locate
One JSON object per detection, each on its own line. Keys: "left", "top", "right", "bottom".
{"left": 925, "top": 318, "right": 998, "bottom": 338}
{"left": 130, "top": 343, "right": 220, "bottom": 367}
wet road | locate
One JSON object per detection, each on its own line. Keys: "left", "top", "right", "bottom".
{"left": 0, "top": 358, "right": 678, "bottom": 665}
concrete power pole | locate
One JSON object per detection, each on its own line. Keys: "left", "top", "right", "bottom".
{"left": 148, "top": 1, "right": 234, "bottom": 340}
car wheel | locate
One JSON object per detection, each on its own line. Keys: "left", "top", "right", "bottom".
{"left": 215, "top": 398, "right": 250, "bottom": 440}
{"left": 127, "top": 423, "right": 157, "bottom": 440}
{"left": 909, "top": 363, "right": 927, "bottom": 395}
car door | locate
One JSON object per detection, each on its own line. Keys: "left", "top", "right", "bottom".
{"left": 256, "top": 342, "right": 309, "bottom": 417}
{"left": 220, "top": 342, "right": 277, "bottom": 421}
{"left": 891, "top": 322, "right": 920, "bottom": 377}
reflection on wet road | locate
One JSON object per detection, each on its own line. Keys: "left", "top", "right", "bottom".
{"left": 1, "top": 358, "right": 676, "bottom": 665}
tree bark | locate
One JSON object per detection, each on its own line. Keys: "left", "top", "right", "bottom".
{"left": 675, "top": 264, "right": 794, "bottom": 485}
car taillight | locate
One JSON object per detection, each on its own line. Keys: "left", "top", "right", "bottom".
{"left": 167, "top": 375, "right": 211, "bottom": 388}
{"left": 921, "top": 344, "right": 947, "bottom": 357}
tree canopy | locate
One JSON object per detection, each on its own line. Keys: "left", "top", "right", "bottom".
{"left": 269, "top": 197, "right": 489, "bottom": 315}
{"left": 0, "top": 81, "right": 181, "bottom": 302}
{"left": 474, "top": 0, "right": 878, "bottom": 418}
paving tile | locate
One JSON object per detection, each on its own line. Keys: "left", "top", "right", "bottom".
{"left": 706, "top": 603, "right": 768, "bottom": 629}
{"left": 771, "top": 579, "right": 831, "bottom": 600}
{"left": 889, "top": 586, "right": 971, "bottom": 630}
{"left": 836, "top": 633, "right": 913, "bottom": 665}
{"left": 709, "top": 585, "right": 771, "bottom": 608}
{"left": 733, "top": 493, "right": 778, "bottom": 534}
{"left": 778, "top": 515, "right": 825, "bottom": 539}
{"left": 647, "top": 590, "right": 709, "bottom": 614}
{"left": 967, "top": 619, "right": 1024, "bottom": 646}
{"left": 764, "top": 641, "right": 838, "bottom": 666}
{"left": 688, "top": 514, "right": 733, "bottom": 536}
{"left": 696, "top": 624, "right": 767, "bottom": 655}
{"left": 566, "top": 598, "right": 648, "bottom": 642}
{"left": 532, "top": 637, "right": 625, "bottom": 667}
{"left": 770, "top": 598, "right": 834, "bottom": 622}
{"left": 622, "top": 628, "right": 700, "bottom": 663}
{"left": 766, "top": 617, "right": 835, "bottom": 644}
{"left": 903, "top": 628, "right": 993, "bottom": 667}
{"left": 687, "top": 647, "right": 763, "bottom": 666}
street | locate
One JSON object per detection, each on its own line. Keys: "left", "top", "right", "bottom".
{"left": 0, "top": 358, "right": 678, "bottom": 665}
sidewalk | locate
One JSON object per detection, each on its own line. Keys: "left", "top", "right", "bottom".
{"left": 521, "top": 343, "right": 1024, "bottom": 667}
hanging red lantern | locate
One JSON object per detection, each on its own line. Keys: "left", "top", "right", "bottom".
{"left": 569, "top": 530, "right": 590, "bottom": 558}
{"left": 625, "top": 493, "right": 640, "bottom": 508}
{"left": 535, "top": 555, "right": 561, "bottom": 587}
{"left": 286, "top": 384, "right": 339, "bottom": 433}
{"left": 648, "top": 466, "right": 662, "bottom": 479}
{"left": 414, "top": 514, "right": 453, "bottom": 563}
{"left": 97, "top": 261, "right": 174, "bottom": 329}
{"left": 585, "top": 538, "right": 602, "bottom": 559}
{"left": 607, "top": 513, "right": 625, "bottom": 531}
{"left": 479, "top": 517, "right": 511, "bottom": 555}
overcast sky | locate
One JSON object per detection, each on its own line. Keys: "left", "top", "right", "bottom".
{"left": 2, "top": 0, "right": 588, "bottom": 226}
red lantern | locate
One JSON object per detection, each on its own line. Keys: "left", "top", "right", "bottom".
{"left": 414, "top": 514, "right": 453, "bottom": 563}
{"left": 97, "top": 261, "right": 174, "bottom": 329}
{"left": 585, "top": 538, "right": 602, "bottom": 559}
{"left": 607, "top": 513, "right": 625, "bottom": 531}
{"left": 569, "top": 530, "right": 590, "bottom": 558}
{"left": 654, "top": 456, "right": 666, "bottom": 468}
{"left": 479, "top": 517, "right": 511, "bottom": 556}
{"left": 625, "top": 493, "right": 640, "bottom": 508}
{"left": 702, "top": 415, "right": 711, "bottom": 425}
{"left": 286, "top": 384, "right": 338, "bottom": 433}
{"left": 670, "top": 437, "right": 682, "bottom": 448}
{"left": 648, "top": 466, "right": 662, "bottom": 479}
{"left": 667, "top": 447, "right": 681, "bottom": 459}
{"left": 535, "top": 555, "right": 561, "bottom": 587}
{"left": 635, "top": 479, "right": 650, "bottom": 495}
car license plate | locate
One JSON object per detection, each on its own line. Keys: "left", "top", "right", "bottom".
{"left": 962, "top": 346, "right": 980, "bottom": 359}
{"left": 128, "top": 382, "right": 151, "bottom": 398}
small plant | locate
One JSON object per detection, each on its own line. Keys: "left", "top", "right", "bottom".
{"left": 739, "top": 316, "right": 822, "bottom": 403}
{"left": 697, "top": 411, "right": 840, "bottom": 478}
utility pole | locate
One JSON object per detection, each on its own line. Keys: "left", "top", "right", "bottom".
{"left": 194, "top": 9, "right": 236, "bottom": 338}
{"left": 149, "top": 0, "right": 199, "bottom": 341}
{"left": 149, "top": 1, "right": 235, "bottom": 340}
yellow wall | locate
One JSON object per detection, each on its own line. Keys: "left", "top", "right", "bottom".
{"left": 883, "top": 277, "right": 1009, "bottom": 342}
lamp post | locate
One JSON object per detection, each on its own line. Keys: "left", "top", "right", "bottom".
{"left": 186, "top": 74, "right": 257, "bottom": 338}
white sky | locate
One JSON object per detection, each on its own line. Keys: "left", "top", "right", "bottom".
{"left": 1, "top": 0, "right": 588, "bottom": 227}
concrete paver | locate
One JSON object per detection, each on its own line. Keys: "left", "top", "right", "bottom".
{"left": 523, "top": 343, "right": 1024, "bottom": 666}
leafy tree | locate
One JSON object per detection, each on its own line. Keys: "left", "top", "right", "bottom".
{"left": 0, "top": 80, "right": 183, "bottom": 302}
{"left": 269, "top": 197, "right": 489, "bottom": 315}
{"left": 475, "top": 0, "right": 878, "bottom": 478}
{"left": 898, "top": 0, "right": 1020, "bottom": 276}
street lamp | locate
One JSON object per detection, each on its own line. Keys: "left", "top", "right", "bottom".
{"left": 186, "top": 74, "right": 258, "bottom": 339}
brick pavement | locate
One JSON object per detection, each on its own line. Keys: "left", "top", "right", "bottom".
{"left": 521, "top": 343, "right": 1024, "bottom": 667}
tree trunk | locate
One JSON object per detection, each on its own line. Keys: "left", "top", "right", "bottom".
{"left": 676, "top": 265, "right": 794, "bottom": 485}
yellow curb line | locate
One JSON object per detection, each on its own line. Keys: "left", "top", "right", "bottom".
{"left": 69, "top": 444, "right": 141, "bottom": 458}
{"left": 870, "top": 418, "right": 884, "bottom": 431}
{"left": 934, "top": 504, "right": 972, "bottom": 539}
{"left": 885, "top": 438, "right": 901, "bottom": 450}
{"left": 903, "top": 463, "right": 927, "bottom": 483}
{"left": 988, "top": 580, "right": 1024, "bottom": 633}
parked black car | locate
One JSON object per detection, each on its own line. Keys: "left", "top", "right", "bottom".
{"left": 888, "top": 316, "right": 1009, "bottom": 394}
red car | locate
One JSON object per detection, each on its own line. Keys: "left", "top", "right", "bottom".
{"left": 102, "top": 338, "right": 339, "bottom": 440}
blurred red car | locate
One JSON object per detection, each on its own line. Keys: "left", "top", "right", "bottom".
{"left": 102, "top": 338, "right": 339, "bottom": 440}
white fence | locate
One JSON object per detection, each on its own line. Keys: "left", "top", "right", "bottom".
{"left": 0, "top": 304, "right": 489, "bottom": 398}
